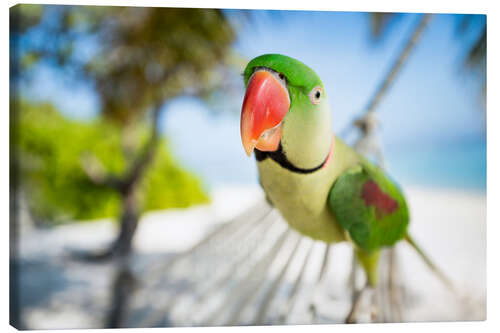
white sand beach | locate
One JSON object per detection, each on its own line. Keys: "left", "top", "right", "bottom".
{"left": 15, "top": 185, "right": 486, "bottom": 329}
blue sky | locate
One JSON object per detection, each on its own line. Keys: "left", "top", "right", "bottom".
{"left": 19, "top": 9, "right": 486, "bottom": 190}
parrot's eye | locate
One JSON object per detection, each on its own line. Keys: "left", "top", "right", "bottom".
{"left": 309, "top": 86, "right": 322, "bottom": 105}
{"left": 278, "top": 73, "right": 285, "bottom": 80}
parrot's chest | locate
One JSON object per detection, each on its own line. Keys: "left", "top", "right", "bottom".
{"left": 256, "top": 159, "right": 346, "bottom": 243}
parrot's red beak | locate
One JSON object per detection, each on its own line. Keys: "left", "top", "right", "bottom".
{"left": 240, "top": 70, "right": 290, "bottom": 156}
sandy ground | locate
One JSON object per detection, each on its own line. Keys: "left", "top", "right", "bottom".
{"left": 13, "top": 185, "right": 486, "bottom": 329}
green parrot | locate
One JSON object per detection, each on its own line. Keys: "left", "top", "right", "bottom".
{"left": 239, "top": 54, "right": 451, "bottom": 322}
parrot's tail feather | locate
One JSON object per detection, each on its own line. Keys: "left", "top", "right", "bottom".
{"left": 404, "top": 234, "right": 456, "bottom": 294}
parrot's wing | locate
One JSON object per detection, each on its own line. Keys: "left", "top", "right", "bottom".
{"left": 328, "top": 164, "right": 409, "bottom": 253}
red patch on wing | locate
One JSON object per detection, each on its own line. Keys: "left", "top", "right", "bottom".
{"left": 361, "top": 180, "right": 399, "bottom": 219}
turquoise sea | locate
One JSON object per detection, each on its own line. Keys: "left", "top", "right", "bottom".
{"left": 385, "top": 139, "right": 486, "bottom": 192}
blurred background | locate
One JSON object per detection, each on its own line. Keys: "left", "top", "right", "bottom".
{"left": 10, "top": 5, "right": 486, "bottom": 329}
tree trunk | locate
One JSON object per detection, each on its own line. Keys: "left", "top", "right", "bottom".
{"left": 112, "top": 183, "right": 140, "bottom": 257}
{"left": 110, "top": 104, "right": 162, "bottom": 257}
{"left": 75, "top": 103, "right": 163, "bottom": 261}
{"left": 106, "top": 261, "right": 137, "bottom": 328}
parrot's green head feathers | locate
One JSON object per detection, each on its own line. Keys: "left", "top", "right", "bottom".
{"left": 243, "top": 54, "right": 323, "bottom": 94}
{"left": 240, "top": 54, "right": 333, "bottom": 170}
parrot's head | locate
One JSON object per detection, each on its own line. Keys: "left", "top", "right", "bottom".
{"left": 240, "top": 54, "right": 333, "bottom": 170}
